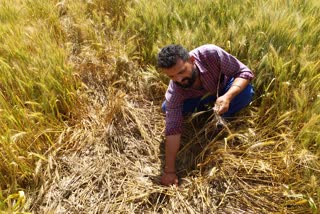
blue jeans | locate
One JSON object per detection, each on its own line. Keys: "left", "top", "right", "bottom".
{"left": 162, "top": 78, "right": 254, "bottom": 117}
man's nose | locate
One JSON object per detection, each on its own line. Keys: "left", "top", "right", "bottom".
{"left": 175, "top": 76, "right": 183, "bottom": 83}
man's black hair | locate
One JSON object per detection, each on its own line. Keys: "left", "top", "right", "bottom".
{"left": 157, "top": 44, "right": 189, "bottom": 68}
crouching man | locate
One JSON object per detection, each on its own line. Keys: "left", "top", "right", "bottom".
{"left": 157, "top": 44, "right": 254, "bottom": 186}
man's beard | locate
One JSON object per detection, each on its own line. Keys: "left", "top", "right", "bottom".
{"left": 174, "top": 67, "right": 197, "bottom": 88}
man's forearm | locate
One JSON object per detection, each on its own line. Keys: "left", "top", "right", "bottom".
{"left": 164, "top": 134, "right": 181, "bottom": 172}
{"left": 223, "top": 77, "right": 250, "bottom": 101}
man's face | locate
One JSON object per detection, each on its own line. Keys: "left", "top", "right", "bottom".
{"left": 163, "top": 58, "right": 197, "bottom": 88}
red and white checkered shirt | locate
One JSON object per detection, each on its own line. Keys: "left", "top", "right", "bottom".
{"left": 164, "top": 44, "right": 254, "bottom": 136}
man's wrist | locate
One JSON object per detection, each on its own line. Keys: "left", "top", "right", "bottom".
{"left": 221, "top": 93, "right": 233, "bottom": 102}
{"left": 164, "top": 166, "right": 176, "bottom": 173}
{"left": 164, "top": 170, "right": 176, "bottom": 174}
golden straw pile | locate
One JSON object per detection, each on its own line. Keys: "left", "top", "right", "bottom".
{"left": 28, "top": 46, "right": 318, "bottom": 213}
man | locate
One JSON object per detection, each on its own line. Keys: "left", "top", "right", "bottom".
{"left": 157, "top": 44, "right": 254, "bottom": 186}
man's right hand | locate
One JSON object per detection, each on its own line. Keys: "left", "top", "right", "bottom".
{"left": 162, "top": 134, "right": 181, "bottom": 186}
{"left": 160, "top": 172, "right": 178, "bottom": 186}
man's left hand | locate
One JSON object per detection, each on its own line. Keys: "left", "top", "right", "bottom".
{"left": 213, "top": 95, "right": 231, "bottom": 115}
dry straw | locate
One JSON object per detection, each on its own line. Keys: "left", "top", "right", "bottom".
{"left": 28, "top": 0, "right": 319, "bottom": 213}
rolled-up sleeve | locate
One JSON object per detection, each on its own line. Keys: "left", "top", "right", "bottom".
{"left": 214, "top": 45, "right": 254, "bottom": 80}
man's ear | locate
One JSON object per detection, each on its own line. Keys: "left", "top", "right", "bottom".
{"left": 189, "top": 55, "right": 195, "bottom": 63}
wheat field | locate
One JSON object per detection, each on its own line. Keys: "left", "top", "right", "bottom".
{"left": 0, "top": 0, "right": 319, "bottom": 213}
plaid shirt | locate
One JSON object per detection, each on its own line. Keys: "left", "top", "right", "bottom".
{"left": 164, "top": 44, "right": 254, "bottom": 136}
